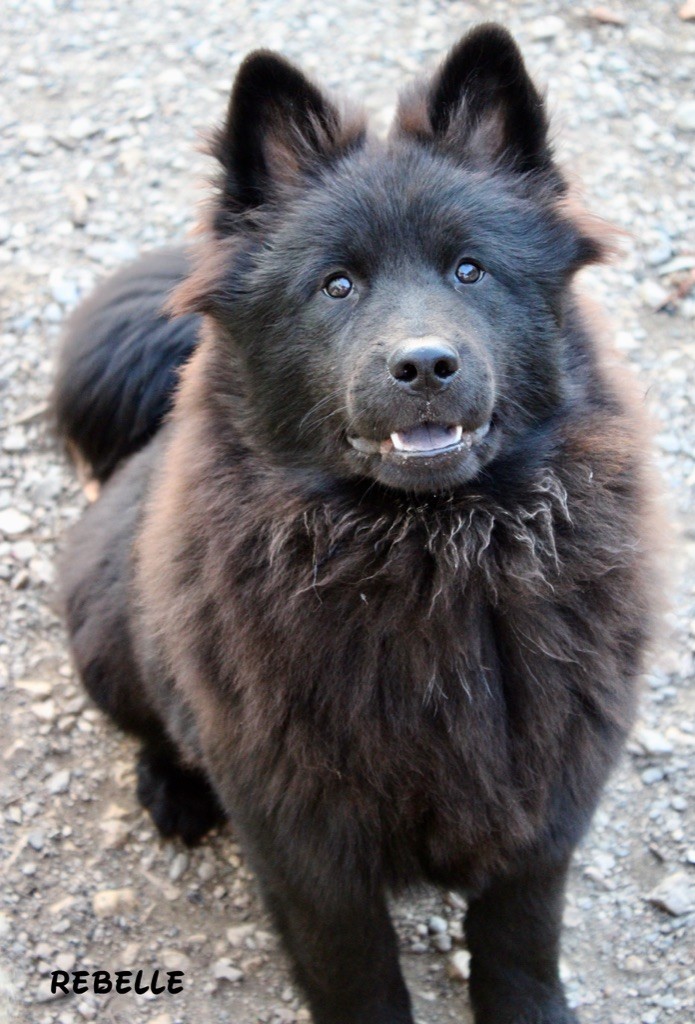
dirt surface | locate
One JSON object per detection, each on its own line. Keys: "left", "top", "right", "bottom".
{"left": 1, "top": 2, "right": 694, "bottom": 1023}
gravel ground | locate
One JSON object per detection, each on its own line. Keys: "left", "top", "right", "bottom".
{"left": 1, "top": 2, "right": 694, "bottom": 1023}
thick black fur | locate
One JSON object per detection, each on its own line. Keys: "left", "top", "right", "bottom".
{"left": 55, "top": 25, "right": 656, "bottom": 1024}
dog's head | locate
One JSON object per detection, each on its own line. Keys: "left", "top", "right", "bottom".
{"left": 176, "top": 24, "right": 610, "bottom": 494}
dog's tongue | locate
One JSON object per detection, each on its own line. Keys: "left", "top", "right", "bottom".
{"left": 391, "top": 423, "right": 460, "bottom": 453}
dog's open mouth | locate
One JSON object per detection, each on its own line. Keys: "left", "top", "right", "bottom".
{"left": 348, "top": 421, "right": 491, "bottom": 458}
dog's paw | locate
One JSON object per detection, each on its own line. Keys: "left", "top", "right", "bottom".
{"left": 473, "top": 987, "right": 579, "bottom": 1024}
{"left": 476, "top": 1003, "right": 578, "bottom": 1024}
{"left": 136, "top": 747, "right": 226, "bottom": 846}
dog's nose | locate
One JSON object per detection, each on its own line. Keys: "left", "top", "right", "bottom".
{"left": 387, "top": 337, "right": 461, "bottom": 394}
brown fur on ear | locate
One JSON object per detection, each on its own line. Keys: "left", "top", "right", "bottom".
{"left": 260, "top": 102, "right": 367, "bottom": 192}
{"left": 164, "top": 235, "right": 239, "bottom": 319}
{"left": 210, "top": 50, "right": 367, "bottom": 219}
{"left": 392, "top": 80, "right": 431, "bottom": 143}
{"left": 556, "top": 187, "right": 627, "bottom": 266}
{"left": 392, "top": 24, "right": 557, "bottom": 179}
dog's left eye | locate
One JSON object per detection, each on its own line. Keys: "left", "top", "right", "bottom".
{"left": 455, "top": 260, "right": 485, "bottom": 284}
{"left": 322, "top": 274, "right": 353, "bottom": 299}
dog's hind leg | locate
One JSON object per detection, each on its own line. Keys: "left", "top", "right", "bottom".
{"left": 60, "top": 441, "right": 225, "bottom": 846}
{"left": 135, "top": 735, "right": 225, "bottom": 847}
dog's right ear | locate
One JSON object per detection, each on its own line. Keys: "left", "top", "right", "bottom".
{"left": 212, "top": 52, "right": 366, "bottom": 218}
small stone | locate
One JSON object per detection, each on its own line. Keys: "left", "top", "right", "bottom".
{"left": 212, "top": 958, "right": 244, "bottom": 983}
{"left": 679, "top": 0, "right": 695, "bottom": 21}
{"left": 674, "top": 102, "right": 695, "bottom": 133}
{"left": 35, "top": 979, "right": 68, "bottom": 1003}
{"left": 92, "top": 888, "right": 136, "bottom": 918}
{"left": 30, "top": 699, "right": 56, "bottom": 722}
{"left": 55, "top": 952, "right": 76, "bottom": 972}
{"left": 68, "top": 188, "right": 90, "bottom": 227}
{"left": 0, "top": 509, "right": 32, "bottom": 536}
{"left": 427, "top": 915, "right": 448, "bottom": 934}
{"left": 147, "top": 1015, "right": 172, "bottom": 1024}
{"left": 168, "top": 851, "right": 189, "bottom": 881}
{"left": 633, "top": 726, "right": 674, "bottom": 756}
{"left": 28, "top": 828, "right": 45, "bottom": 850}
{"left": 444, "top": 891, "right": 466, "bottom": 911}
{"left": 448, "top": 949, "right": 471, "bottom": 982}
{"left": 528, "top": 16, "right": 565, "bottom": 40}
{"left": 432, "top": 932, "right": 452, "bottom": 953}
{"left": 3, "top": 429, "right": 27, "bottom": 452}
{"left": 647, "top": 872, "right": 695, "bottom": 916}
{"left": 226, "top": 923, "right": 256, "bottom": 947}
{"left": 198, "top": 860, "right": 216, "bottom": 882}
{"left": 161, "top": 949, "right": 190, "bottom": 972}
{"left": 639, "top": 280, "right": 670, "bottom": 311}
{"left": 588, "top": 6, "right": 626, "bottom": 24}
{"left": 47, "top": 769, "right": 71, "bottom": 795}
{"left": 68, "top": 117, "right": 98, "bottom": 141}
{"left": 99, "top": 819, "right": 131, "bottom": 849}
{"left": 641, "top": 766, "right": 664, "bottom": 785}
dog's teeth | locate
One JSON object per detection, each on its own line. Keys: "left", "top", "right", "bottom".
{"left": 391, "top": 424, "right": 462, "bottom": 454}
{"left": 347, "top": 435, "right": 381, "bottom": 454}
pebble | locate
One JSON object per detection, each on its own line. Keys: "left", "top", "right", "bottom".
{"left": 161, "top": 948, "right": 191, "bottom": 972}
{"left": 212, "top": 958, "right": 244, "bottom": 983}
{"left": 30, "top": 699, "right": 57, "bottom": 722}
{"left": 674, "top": 101, "right": 695, "bottom": 132}
{"left": 68, "top": 116, "right": 98, "bottom": 141}
{"left": 55, "top": 952, "right": 76, "bottom": 972}
{"left": 0, "top": 509, "right": 32, "bottom": 537}
{"left": 168, "top": 851, "right": 189, "bottom": 881}
{"left": 92, "top": 888, "right": 136, "bottom": 918}
{"left": 432, "top": 932, "right": 452, "bottom": 953}
{"left": 528, "top": 16, "right": 565, "bottom": 41}
{"left": 98, "top": 819, "right": 132, "bottom": 849}
{"left": 227, "top": 923, "right": 256, "bottom": 947}
{"left": 47, "top": 769, "right": 71, "bottom": 795}
{"left": 28, "top": 828, "right": 45, "bottom": 850}
{"left": 588, "top": 6, "right": 627, "bottom": 25}
{"left": 639, "top": 280, "right": 670, "bottom": 311}
{"left": 447, "top": 950, "right": 471, "bottom": 982}
{"left": 426, "top": 915, "right": 448, "bottom": 935}
{"left": 633, "top": 726, "right": 674, "bottom": 757}
{"left": 647, "top": 873, "right": 695, "bottom": 916}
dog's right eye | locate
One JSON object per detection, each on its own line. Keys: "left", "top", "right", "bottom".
{"left": 322, "top": 274, "right": 353, "bottom": 299}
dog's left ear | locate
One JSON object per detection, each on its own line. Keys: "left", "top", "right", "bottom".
{"left": 212, "top": 51, "right": 366, "bottom": 219}
{"left": 396, "top": 24, "right": 558, "bottom": 182}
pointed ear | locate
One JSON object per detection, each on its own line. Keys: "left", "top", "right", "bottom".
{"left": 396, "top": 24, "right": 557, "bottom": 181}
{"left": 212, "top": 51, "right": 366, "bottom": 216}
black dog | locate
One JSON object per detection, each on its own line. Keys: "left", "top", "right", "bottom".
{"left": 55, "top": 24, "right": 657, "bottom": 1024}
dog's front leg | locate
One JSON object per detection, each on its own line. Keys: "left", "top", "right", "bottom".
{"left": 248, "top": 848, "right": 414, "bottom": 1024}
{"left": 464, "top": 855, "right": 578, "bottom": 1024}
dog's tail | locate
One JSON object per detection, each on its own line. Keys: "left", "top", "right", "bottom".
{"left": 53, "top": 247, "right": 201, "bottom": 483}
